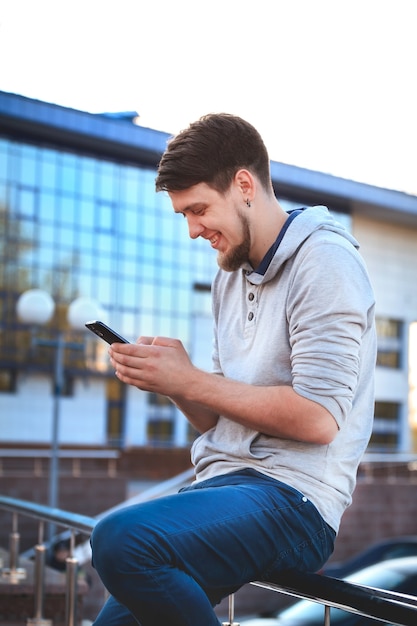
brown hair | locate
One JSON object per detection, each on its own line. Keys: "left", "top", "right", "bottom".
{"left": 155, "top": 113, "right": 272, "bottom": 194}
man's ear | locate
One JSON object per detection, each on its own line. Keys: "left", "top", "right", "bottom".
{"left": 234, "top": 169, "right": 256, "bottom": 202}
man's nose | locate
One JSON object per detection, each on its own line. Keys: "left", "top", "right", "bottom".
{"left": 187, "top": 216, "right": 204, "bottom": 239}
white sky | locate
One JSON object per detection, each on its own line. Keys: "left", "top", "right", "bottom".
{"left": 1, "top": 0, "right": 416, "bottom": 195}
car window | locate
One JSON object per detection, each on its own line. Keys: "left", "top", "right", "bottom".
{"left": 345, "top": 564, "right": 406, "bottom": 589}
{"left": 385, "top": 545, "right": 417, "bottom": 559}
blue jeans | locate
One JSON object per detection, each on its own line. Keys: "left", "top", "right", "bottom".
{"left": 90, "top": 469, "right": 335, "bottom": 626}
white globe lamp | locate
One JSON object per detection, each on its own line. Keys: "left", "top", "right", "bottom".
{"left": 67, "top": 297, "right": 103, "bottom": 330}
{"left": 16, "top": 289, "right": 55, "bottom": 325}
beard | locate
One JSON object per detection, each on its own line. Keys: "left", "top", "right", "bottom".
{"left": 217, "top": 211, "right": 251, "bottom": 272}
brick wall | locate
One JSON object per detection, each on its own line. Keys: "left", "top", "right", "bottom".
{"left": 118, "top": 446, "right": 192, "bottom": 479}
{"left": 330, "top": 475, "right": 417, "bottom": 564}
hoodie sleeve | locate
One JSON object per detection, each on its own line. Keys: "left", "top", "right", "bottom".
{"left": 287, "top": 231, "right": 375, "bottom": 428}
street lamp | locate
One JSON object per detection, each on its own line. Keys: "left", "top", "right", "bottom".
{"left": 16, "top": 289, "right": 102, "bottom": 533}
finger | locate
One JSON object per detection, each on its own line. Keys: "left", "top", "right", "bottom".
{"left": 113, "top": 358, "right": 146, "bottom": 382}
{"left": 114, "top": 360, "right": 155, "bottom": 390}
{"left": 136, "top": 336, "right": 154, "bottom": 345}
{"left": 115, "top": 368, "right": 146, "bottom": 388}
{"left": 109, "top": 342, "right": 148, "bottom": 359}
{"left": 152, "top": 336, "right": 181, "bottom": 348}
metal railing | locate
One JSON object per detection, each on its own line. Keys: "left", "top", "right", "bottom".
{"left": 0, "top": 497, "right": 97, "bottom": 626}
{"left": 2, "top": 493, "right": 417, "bottom": 626}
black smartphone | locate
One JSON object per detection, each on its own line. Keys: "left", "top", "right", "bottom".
{"left": 85, "top": 320, "right": 129, "bottom": 345}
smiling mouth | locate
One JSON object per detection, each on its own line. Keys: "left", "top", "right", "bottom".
{"left": 209, "top": 234, "right": 220, "bottom": 248}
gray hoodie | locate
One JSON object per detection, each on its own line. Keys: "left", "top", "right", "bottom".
{"left": 191, "top": 206, "right": 377, "bottom": 533}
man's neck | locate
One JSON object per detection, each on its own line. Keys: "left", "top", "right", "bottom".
{"left": 249, "top": 201, "right": 288, "bottom": 268}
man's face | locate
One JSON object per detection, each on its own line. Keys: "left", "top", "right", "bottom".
{"left": 169, "top": 182, "right": 252, "bottom": 272}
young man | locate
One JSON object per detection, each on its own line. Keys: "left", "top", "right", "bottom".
{"left": 91, "top": 114, "right": 376, "bottom": 626}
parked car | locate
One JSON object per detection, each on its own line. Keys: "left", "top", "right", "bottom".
{"left": 240, "top": 556, "right": 417, "bottom": 625}
{"left": 322, "top": 536, "right": 417, "bottom": 578}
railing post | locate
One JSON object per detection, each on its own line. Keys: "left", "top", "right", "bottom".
{"left": 65, "top": 531, "right": 79, "bottom": 626}
{"left": 27, "top": 521, "right": 52, "bottom": 626}
{"left": 65, "top": 557, "right": 78, "bottom": 626}
{"left": 1, "top": 512, "right": 27, "bottom": 583}
{"left": 222, "top": 593, "right": 240, "bottom": 626}
{"left": 324, "top": 604, "right": 331, "bottom": 625}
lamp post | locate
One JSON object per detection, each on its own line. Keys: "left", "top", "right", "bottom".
{"left": 16, "top": 290, "right": 102, "bottom": 535}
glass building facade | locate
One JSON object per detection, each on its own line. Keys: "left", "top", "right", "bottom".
{"left": 0, "top": 132, "right": 220, "bottom": 446}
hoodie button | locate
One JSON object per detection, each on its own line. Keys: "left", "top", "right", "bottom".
{"left": 248, "top": 312, "right": 254, "bottom": 321}
{"left": 248, "top": 292, "right": 255, "bottom": 301}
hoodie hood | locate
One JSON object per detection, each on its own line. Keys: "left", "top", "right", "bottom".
{"left": 245, "top": 206, "right": 359, "bottom": 286}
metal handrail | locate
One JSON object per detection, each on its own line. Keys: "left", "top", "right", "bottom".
{"left": 1, "top": 495, "right": 417, "bottom": 626}
{"left": 252, "top": 569, "right": 417, "bottom": 625}
{"left": 0, "top": 496, "right": 96, "bottom": 534}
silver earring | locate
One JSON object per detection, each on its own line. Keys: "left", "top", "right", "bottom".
{"left": 246, "top": 199, "right": 251, "bottom": 208}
